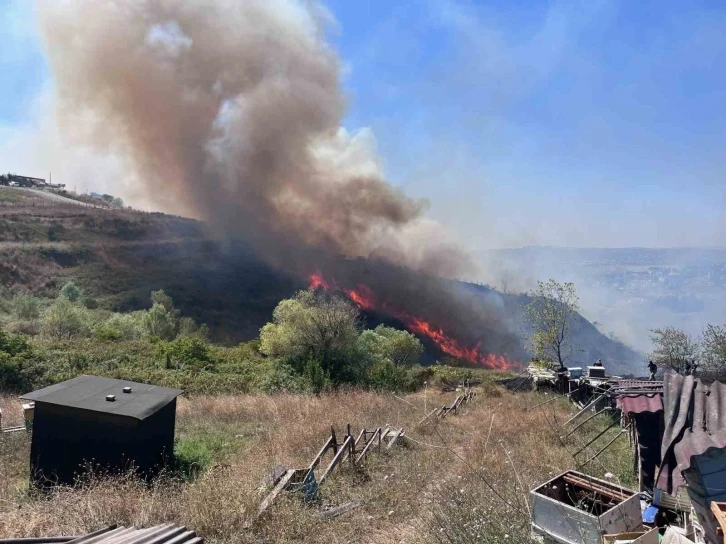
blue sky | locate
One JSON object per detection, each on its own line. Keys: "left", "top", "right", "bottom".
{"left": 1, "top": 0, "right": 724, "bottom": 249}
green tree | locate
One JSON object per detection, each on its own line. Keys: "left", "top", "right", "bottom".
{"left": 371, "top": 325, "right": 423, "bottom": 366}
{"left": 702, "top": 324, "right": 726, "bottom": 373}
{"left": 143, "top": 303, "right": 178, "bottom": 340}
{"left": 111, "top": 197, "right": 124, "bottom": 208}
{"left": 260, "top": 290, "right": 360, "bottom": 380}
{"left": 59, "top": 281, "right": 84, "bottom": 303}
{"left": 649, "top": 326, "right": 699, "bottom": 374}
{"left": 41, "top": 298, "right": 90, "bottom": 340}
{"left": 524, "top": 279, "right": 580, "bottom": 369}
{"left": 151, "top": 289, "right": 175, "bottom": 312}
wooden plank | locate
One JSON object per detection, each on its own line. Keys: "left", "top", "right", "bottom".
{"left": 342, "top": 428, "right": 366, "bottom": 463}
{"left": 356, "top": 428, "right": 381, "bottom": 464}
{"left": 564, "top": 393, "right": 606, "bottom": 425}
{"left": 563, "top": 474, "right": 630, "bottom": 502}
{"left": 307, "top": 435, "right": 334, "bottom": 471}
{"left": 386, "top": 429, "right": 404, "bottom": 450}
{"left": 415, "top": 408, "right": 439, "bottom": 428}
{"left": 2, "top": 426, "right": 26, "bottom": 434}
{"left": 315, "top": 499, "right": 362, "bottom": 520}
{"left": 258, "top": 469, "right": 297, "bottom": 517}
{"left": 319, "top": 436, "right": 353, "bottom": 484}
{"left": 709, "top": 501, "right": 726, "bottom": 541}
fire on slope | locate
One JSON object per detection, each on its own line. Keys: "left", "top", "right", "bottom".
{"left": 308, "top": 272, "right": 511, "bottom": 370}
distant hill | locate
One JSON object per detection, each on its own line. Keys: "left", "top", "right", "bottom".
{"left": 480, "top": 246, "right": 726, "bottom": 353}
{"left": 0, "top": 196, "right": 641, "bottom": 372}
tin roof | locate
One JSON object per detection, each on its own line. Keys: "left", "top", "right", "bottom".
{"left": 21, "top": 376, "right": 182, "bottom": 421}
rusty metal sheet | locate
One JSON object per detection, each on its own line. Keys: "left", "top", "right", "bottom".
{"left": 657, "top": 374, "right": 726, "bottom": 495}
{"left": 616, "top": 394, "right": 663, "bottom": 415}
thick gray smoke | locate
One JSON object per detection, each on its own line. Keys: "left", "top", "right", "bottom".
{"left": 38, "top": 0, "right": 473, "bottom": 277}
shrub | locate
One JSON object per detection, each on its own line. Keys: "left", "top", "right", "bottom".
{"left": 12, "top": 293, "right": 41, "bottom": 320}
{"left": 156, "top": 337, "right": 214, "bottom": 372}
{"left": 0, "top": 329, "right": 41, "bottom": 392}
{"left": 95, "top": 312, "right": 144, "bottom": 341}
{"left": 41, "top": 299, "right": 91, "bottom": 340}
{"left": 368, "top": 359, "right": 414, "bottom": 392}
{"left": 143, "top": 303, "right": 177, "bottom": 340}
{"left": 178, "top": 317, "right": 209, "bottom": 339}
{"left": 302, "top": 357, "right": 331, "bottom": 395}
{"left": 173, "top": 431, "right": 232, "bottom": 481}
{"left": 59, "top": 281, "right": 84, "bottom": 303}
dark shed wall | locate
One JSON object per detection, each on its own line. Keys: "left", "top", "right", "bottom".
{"left": 136, "top": 399, "right": 177, "bottom": 472}
{"left": 30, "top": 399, "right": 177, "bottom": 486}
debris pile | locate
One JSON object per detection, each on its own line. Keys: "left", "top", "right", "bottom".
{"left": 527, "top": 363, "right": 726, "bottom": 543}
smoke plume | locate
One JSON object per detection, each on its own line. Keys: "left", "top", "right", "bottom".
{"left": 37, "top": 0, "right": 473, "bottom": 277}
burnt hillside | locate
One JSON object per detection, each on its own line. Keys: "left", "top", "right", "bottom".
{"left": 0, "top": 195, "right": 641, "bottom": 371}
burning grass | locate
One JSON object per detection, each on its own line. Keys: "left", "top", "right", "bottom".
{"left": 0, "top": 382, "right": 635, "bottom": 543}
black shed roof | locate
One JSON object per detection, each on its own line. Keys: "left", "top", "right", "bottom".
{"left": 21, "top": 375, "right": 183, "bottom": 421}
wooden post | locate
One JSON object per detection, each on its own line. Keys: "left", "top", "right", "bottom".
{"left": 331, "top": 426, "right": 338, "bottom": 455}
{"left": 319, "top": 435, "right": 353, "bottom": 484}
{"left": 356, "top": 427, "right": 381, "bottom": 464}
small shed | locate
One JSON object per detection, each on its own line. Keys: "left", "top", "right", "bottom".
{"left": 21, "top": 375, "right": 182, "bottom": 486}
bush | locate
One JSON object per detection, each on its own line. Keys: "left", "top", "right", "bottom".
{"left": 156, "top": 337, "right": 214, "bottom": 372}
{"left": 173, "top": 431, "right": 231, "bottom": 481}
{"left": 368, "top": 359, "right": 415, "bottom": 392}
{"left": 178, "top": 317, "right": 209, "bottom": 339}
{"left": 143, "top": 303, "right": 177, "bottom": 340}
{"left": 41, "top": 299, "right": 92, "bottom": 340}
{"left": 302, "top": 357, "right": 331, "bottom": 395}
{"left": 94, "top": 312, "right": 144, "bottom": 341}
{"left": 0, "top": 329, "right": 42, "bottom": 392}
{"left": 12, "top": 293, "right": 41, "bottom": 320}
{"left": 59, "top": 281, "right": 84, "bottom": 303}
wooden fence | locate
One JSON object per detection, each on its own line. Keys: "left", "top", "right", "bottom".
{"left": 258, "top": 424, "right": 405, "bottom": 517}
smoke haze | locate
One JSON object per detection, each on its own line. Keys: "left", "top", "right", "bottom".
{"left": 37, "top": 0, "right": 472, "bottom": 278}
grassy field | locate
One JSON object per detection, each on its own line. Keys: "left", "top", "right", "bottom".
{"left": 0, "top": 379, "right": 635, "bottom": 543}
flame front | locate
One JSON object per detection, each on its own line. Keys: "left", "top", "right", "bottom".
{"left": 308, "top": 273, "right": 511, "bottom": 370}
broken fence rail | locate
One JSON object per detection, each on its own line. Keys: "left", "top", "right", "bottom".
{"left": 437, "top": 390, "right": 476, "bottom": 418}
{"left": 257, "top": 424, "right": 405, "bottom": 517}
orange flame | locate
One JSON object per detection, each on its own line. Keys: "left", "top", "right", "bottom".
{"left": 308, "top": 273, "right": 511, "bottom": 370}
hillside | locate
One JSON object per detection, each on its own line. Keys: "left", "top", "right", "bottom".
{"left": 0, "top": 191, "right": 640, "bottom": 372}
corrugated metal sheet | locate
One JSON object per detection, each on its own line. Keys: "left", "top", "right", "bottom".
{"left": 66, "top": 525, "right": 201, "bottom": 544}
{"left": 657, "top": 375, "right": 726, "bottom": 494}
{"left": 617, "top": 394, "right": 663, "bottom": 415}
{"left": 0, "top": 525, "right": 201, "bottom": 544}
{"left": 656, "top": 374, "right": 726, "bottom": 544}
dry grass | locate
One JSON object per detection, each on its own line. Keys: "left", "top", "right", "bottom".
{"left": 0, "top": 386, "right": 635, "bottom": 543}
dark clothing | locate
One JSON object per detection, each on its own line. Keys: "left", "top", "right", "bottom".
{"left": 648, "top": 361, "right": 657, "bottom": 381}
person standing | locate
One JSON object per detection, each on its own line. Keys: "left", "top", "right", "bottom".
{"left": 648, "top": 360, "right": 657, "bottom": 381}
